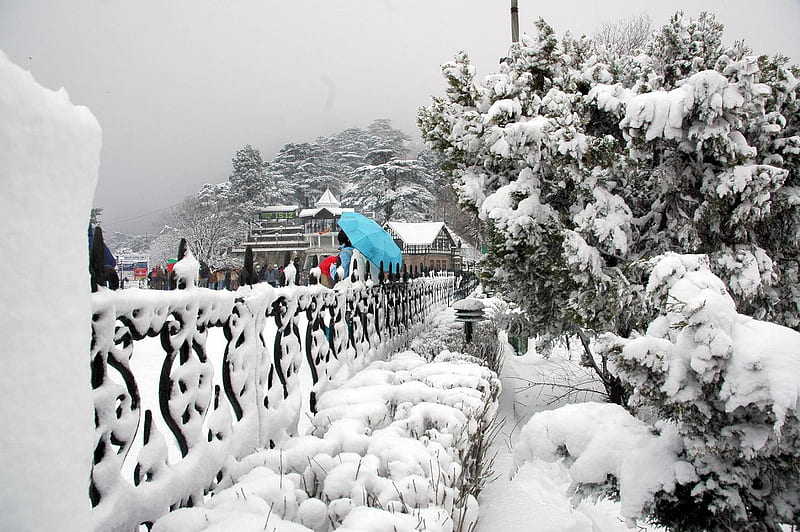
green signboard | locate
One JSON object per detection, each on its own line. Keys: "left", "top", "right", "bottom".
{"left": 260, "top": 210, "right": 296, "bottom": 220}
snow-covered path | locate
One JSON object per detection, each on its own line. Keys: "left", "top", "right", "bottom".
{"left": 475, "top": 339, "right": 637, "bottom": 532}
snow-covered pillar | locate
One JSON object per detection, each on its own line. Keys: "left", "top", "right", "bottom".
{"left": 0, "top": 50, "right": 101, "bottom": 531}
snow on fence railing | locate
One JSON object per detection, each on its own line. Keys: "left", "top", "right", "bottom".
{"left": 89, "top": 256, "right": 454, "bottom": 532}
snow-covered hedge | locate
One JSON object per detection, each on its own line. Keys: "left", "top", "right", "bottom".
{"left": 151, "top": 350, "right": 500, "bottom": 532}
{"left": 90, "top": 258, "right": 455, "bottom": 531}
{"left": 515, "top": 254, "right": 800, "bottom": 530}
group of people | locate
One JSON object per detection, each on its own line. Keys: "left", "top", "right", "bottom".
{"left": 319, "top": 231, "right": 353, "bottom": 287}
{"left": 257, "top": 263, "right": 281, "bottom": 287}
{"left": 205, "top": 267, "right": 236, "bottom": 290}
{"left": 141, "top": 231, "right": 356, "bottom": 292}
{"left": 145, "top": 262, "right": 236, "bottom": 290}
{"left": 146, "top": 264, "right": 170, "bottom": 290}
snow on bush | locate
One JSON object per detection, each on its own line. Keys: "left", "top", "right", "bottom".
{"left": 515, "top": 254, "right": 800, "bottom": 530}
{"left": 409, "top": 307, "right": 463, "bottom": 361}
{"left": 152, "top": 350, "right": 500, "bottom": 532}
{"left": 420, "top": 12, "right": 800, "bottom": 397}
{"left": 0, "top": 49, "right": 100, "bottom": 531}
{"left": 514, "top": 402, "right": 693, "bottom": 524}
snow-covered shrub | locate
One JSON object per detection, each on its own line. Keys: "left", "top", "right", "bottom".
{"left": 410, "top": 305, "right": 505, "bottom": 506}
{"left": 514, "top": 402, "right": 692, "bottom": 525}
{"left": 152, "top": 351, "right": 500, "bottom": 532}
{"left": 611, "top": 254, "right": 800, "bottom": 530}
{"left": 518, "top": 254, "right": 800, "bottom": 530}
{"left": 463, "top": 321, "right": 503, "bottom": 375}
{"left": 409, "top": 307, "right": 464, "bottom": 361}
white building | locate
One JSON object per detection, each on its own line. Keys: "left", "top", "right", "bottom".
{"left": 384, "top": 221, "right": 462, "bottom": 272}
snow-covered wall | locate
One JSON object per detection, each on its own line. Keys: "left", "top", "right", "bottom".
{"left": 0, "top": 50, "right": 101, "bottom": 531}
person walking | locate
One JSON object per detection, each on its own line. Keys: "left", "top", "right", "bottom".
{"left": 292, "top": 256, "right": 302, "bottom": 285}
{"left": 266, "top": 264, "right": 279, "bottom": 287}
{"left": 151, "top": 265, "right": 164, "bottom": 290}
{"left": 319, "top": 255, "right": 337, "bottom": 288}
{"left": 199, "top": 261, "right": 210, "bottom": 288}
{"left": 161, "top": 266, "right": 170, "bottom": 290}
{"left": 331, "top": 230, "right": 354, "bottom": 284}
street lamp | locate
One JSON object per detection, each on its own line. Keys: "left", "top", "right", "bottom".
{"left": 511, "top": 0, "right": 519, "bottom": 43}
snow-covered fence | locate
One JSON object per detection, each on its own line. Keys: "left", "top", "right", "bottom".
{"left": 89, "top": 269, "right": 454, "bottom": 531}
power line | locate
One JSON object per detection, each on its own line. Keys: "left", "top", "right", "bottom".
{"left": 103, "top": 204, "right": 178, "bottom": 227}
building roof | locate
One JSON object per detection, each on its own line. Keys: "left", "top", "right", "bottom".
{"left": 298, "top": 206, "right": 354, "bottom": 218}
{"left": 386, "top": 221, "right": 450, "bottom": 246}
{"left": 315, "top": 188, "right": 340, "bottom": 208}
{"left": 298, "top": 188, "right": 354, "bottom": 218}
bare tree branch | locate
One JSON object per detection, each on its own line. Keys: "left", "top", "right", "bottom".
{"left": 593, "top": 13, "right": 653, "bottom": 55}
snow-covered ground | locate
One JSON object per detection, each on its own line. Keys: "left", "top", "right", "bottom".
{"left": 476, "top": 337, "right": 639, "bottom": 532}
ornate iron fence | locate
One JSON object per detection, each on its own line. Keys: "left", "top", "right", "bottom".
{"left": 89, "top": 257, "right": 455, "bottom": 531}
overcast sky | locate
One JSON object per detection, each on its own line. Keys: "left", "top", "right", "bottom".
{"left": 2, "top": 0, "right": 799, "bottom": 233}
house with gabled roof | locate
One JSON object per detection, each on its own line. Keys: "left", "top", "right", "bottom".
{"left": 231, "top": 188, "right": 354, "bottom": 268}
{"left": 384, "top": 221, "right": 462, "bottom": 272}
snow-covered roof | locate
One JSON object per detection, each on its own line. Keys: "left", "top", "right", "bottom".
{"left": 386, "top": 222, "right": 449, "bottom": 246}
{"left": 315, "top": 188, "right": 340, "bottom": 208}
{"left": 298, "top": 206, "right": 354, "bottom": 218}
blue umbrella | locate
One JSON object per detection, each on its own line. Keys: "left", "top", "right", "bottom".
{"left": 337, "top": 212, "right": 402, "bottom": 272}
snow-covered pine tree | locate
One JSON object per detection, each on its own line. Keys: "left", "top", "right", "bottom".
{"left": 262, "top": 119, "right": 413, "bottom": 207}
{"left": 618, "top": 15, "right": 800, "bottom": 329}
{"left": 365, "top": 118, "right": 411, "bottom": 156}
{"left": 227, "top": 144, "right": 268, "bottom": 217}
{"left": 419, "top": 12, "right": 800, "bottom": 367}
{"left": 647, "top": 11, "right": 724, "bottom": 90}
{"left": 341, "top": 158, "right": 437, "bottom": 223}
{"left": 419, "top": 20, "right": 635, "bottom": 402}
{"left": 268, "top": 142, "right": 329, "bottom": 205}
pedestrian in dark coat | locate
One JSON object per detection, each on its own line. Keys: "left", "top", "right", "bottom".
{"left": 266, "top": 264, "right": 279, "bottom": 287}
{"left": 104, "top": 266, "right": 119, "bottom": 290}
{"left": 199, "top": 261, "right": 211, "bottom": 288}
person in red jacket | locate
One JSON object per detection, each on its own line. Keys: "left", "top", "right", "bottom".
{"left": 319, "top": 254, "right": 338, "bottom": 288}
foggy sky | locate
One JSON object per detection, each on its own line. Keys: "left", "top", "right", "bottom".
{"left": 2, "top": 0, "right": 798, "bottom": 234}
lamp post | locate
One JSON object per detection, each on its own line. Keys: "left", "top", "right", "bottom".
{"left": 454, "top": 298, "right": 486, "bottom": 344}
{"left": 511, "top": 0, "right": 519, "bottom": 43}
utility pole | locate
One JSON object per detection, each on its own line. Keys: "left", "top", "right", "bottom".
{"left": 510, "top": 0, "right": 520, "bottom": 43}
